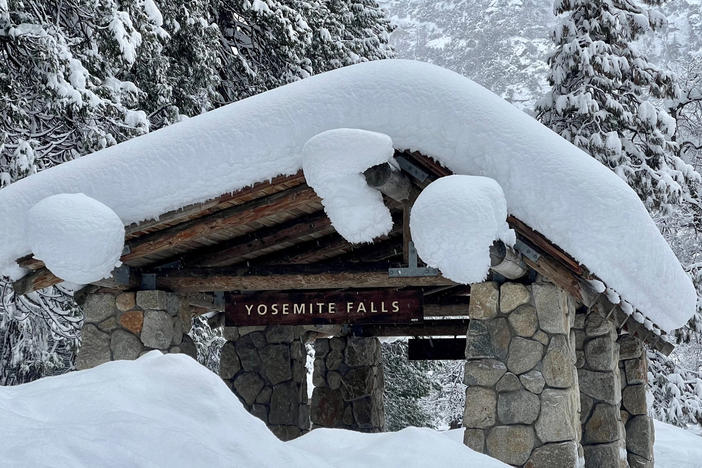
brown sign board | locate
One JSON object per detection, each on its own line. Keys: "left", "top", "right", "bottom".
{"left": 225, "top": 290, "right": 422, "bottom": 326}
{"left": 408, "top": 338, "right": 467, "bottom": 360}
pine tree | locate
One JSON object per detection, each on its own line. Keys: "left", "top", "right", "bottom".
{"left": 536, "top": 0, "right": 700, "bottom": 212}
{"left": 382, "top": 340, "right": 437, "bottom": 431}
{"left": 307, "top": 0, "right": 394, "bottom": 73}
{"left": 0, "top": 0, "right": 396, "bottom": 384}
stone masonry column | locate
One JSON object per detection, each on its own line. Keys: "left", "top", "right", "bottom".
{"left": 75, "top": 290, "right": 196, "bottom": 370}
{"left": 218, "top": 325, "right": 310, "bottom": 441}
{"left": 574, "top": 308, "right": 627, "bottom": 468}
{"left": 463, "top": 280, "right": 582, "bottom": 467}
{"left": 618, "top": 335, "right": 654, "bottom": 467}
{"left": 311, "top": 335, "right": 385, "bottom": 432}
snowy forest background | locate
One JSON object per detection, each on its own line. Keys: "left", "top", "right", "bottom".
{"left": 1, "top": 0, "right": 702, "bottom": 432}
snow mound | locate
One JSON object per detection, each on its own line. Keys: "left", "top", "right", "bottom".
{"left": 303, "top": 128, "right": 395, "bottom": 243}
{"left": 26, "top": 193, "right": 124, "bottom": 284}
{"left": 410, "top": 175, "right": 514, "bottom": 283}
{"left": 291, "top": 426, "right": 508, "bottom": 467}
{"left": 0, "top": 59, "right": 694, "bottom": 331}
{"left": 0, "top": 352, "right": 507, "bottom": 468}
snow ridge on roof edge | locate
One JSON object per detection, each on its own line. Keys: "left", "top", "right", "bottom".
{"left": 0, "top": 59, "right": 694, "bottom": 332}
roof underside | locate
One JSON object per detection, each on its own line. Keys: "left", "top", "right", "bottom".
{"left": 13, "top": 152, "right": 674, "bottom": 354}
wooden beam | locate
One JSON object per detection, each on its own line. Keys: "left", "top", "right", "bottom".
{"left": 151, "top": 268, "right": 457, "bottom": 293}
{"left": 355, "top": 319, "right": 470, "bottom": 337}
{"left": 124, "top": 171, "right": 306, "bottom": 238}
{"left": 16, "top": 254, "right": 44, "bottom": 271}
{"left": 523, "top": 255, "right": 583, "bottom": 302}
{"left": 12, "top": 267, "right": 62, "bottom": 295}
{"left": 508, "top": 216, "right": 584, "bottom": 276}
{"left": 183, "top": 211, "right": 334, "bottom": 268}
{"left": 423, "top": 295, "right": 470, "bottom": 317}
{"left": 123, "top": 184, "right": 320, "bottom": 263}
{"left": 268, "top": 234, "right": 352, "bottom": 264}
{"left": 12, "top": 264, "right": 136, "bottom": 295}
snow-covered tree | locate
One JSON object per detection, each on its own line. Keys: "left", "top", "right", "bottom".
{"left": 648, "top": 349, "right": 702, "bottom": 427}
{"left": 0, "top": 0, "right": 395, "bottom": 385}
{"left": 307, "top": 0, "right": 394, "bottom": 73}
{"left": 536, "top": 0, "right": 700, "bottom": 212}
{"left": 379, "top": 0, "right": 554, "bottom": 112}
{"left": 382, "top": 340, "right": 436, "bottom": 431}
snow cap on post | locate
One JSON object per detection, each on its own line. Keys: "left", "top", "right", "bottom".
{"left": 410, "top": 175, "right": 515, "bottom": 284}
{"left": 26, "top": 193, "right": 125, "bottom": 284}
{"left": 302, "top": 128, "right": 395, "bottom": 243}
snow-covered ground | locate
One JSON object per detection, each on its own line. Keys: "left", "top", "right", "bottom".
{"left": 1, "top": 353, "right": 700, "bottom": 467}
{"left": 443, "top": 420, "right": 702, "bottom": 468}
{"left": 0, "top": 353, "right": 506, "bottom": 468}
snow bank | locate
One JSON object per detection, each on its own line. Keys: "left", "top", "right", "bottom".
{"left": 0, "top": 59, "right": 693, "bottom": 331}
{"left": 291, "top": 426, "right": 507, "bottom": 467}
{"left": 26, "top": 193, "right": 124, "bottom": 284}
{"left": 651, "top": 420, "right": 702, "bottom": 468}
{"left": 0, "top": 353, "right": 506, "bottom": 468}
{"left": 410, "top": 175, "right": 514, "bottom": 283}
{"left": 302, "top": 129, "right": 394, "bottom": 243}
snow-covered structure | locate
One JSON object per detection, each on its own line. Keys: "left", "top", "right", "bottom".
{"left": 0, "top": 60, "right": 686, "bottom": 467}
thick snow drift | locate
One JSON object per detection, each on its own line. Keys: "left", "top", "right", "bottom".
{"left": 410, "top": 175, "right": 514, "bottom": 283}
{"left": 0, "top": 352, "right": 507, "bottom": 468}
{"left": 0, "top": 59, "right": 693, "bottom": 331}
{"left": 303, "top": 128, "right": 394, "bottom": 243}
{"left": 26, "top": 193, "right": 124, "bottom": 284}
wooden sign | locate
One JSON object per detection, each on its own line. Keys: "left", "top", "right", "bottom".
{"left": 225, "top": 290, "right": 422, "bottom": 326}
{"left": 408, "top": 338, "right": 467, "bottom": 360}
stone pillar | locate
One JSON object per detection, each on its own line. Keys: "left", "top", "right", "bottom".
{"left": 463, "top": 280, "right": 582, "bottom": 467}
{"left": 618, "top": 335, "right": 654, "bottom": 468}
{"left": 311, "top": 335, "right": 385, "bottom": 432}
{"left": 75, "top": 290, "right": 196, "bottom": 370}
{"left": 218, "top": 325, "right": 310, "bottom": 441}
{"left": 575, "top": 309, "right": 627, "bottom": 468}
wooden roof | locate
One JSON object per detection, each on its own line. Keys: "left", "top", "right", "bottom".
{"left": 13, "top": 151, "right": 673, "bottom": 354}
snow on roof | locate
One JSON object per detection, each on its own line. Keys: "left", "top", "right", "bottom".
{"left": 0, "top": 59, "right": 694, "bottom": 332}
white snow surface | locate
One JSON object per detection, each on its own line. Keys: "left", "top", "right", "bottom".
{"left": 303, "top": 128, "right": 395, "bottom": 243}
{"left": 444, "top": 421, "right": 702, "bottom": 468}
{"left": 410, "top": 175, "right": 514, "bottom": 284}
{"left": 26, "top": 193, "right": 124, "bottom": 284}
{"left": 0, "top": 59, "right": 694, "bottom": 331}
{"left": 0, "top": 352, "right": 507, "bottom": 468}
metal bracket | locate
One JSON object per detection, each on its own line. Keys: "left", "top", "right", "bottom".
{"left": 112, "top": 264, "right": 131, "bottom": 285}
{"left": 214, "top": 291, "right": 225, "bottom": 309}
{"left": 514, "top": 238, "right": 541, "bottom": 263}
{"left": 395, "top": 155, "right": 429, "bottom": 183}
{"left": 140, "top": 273, "right": 156, "bottom": 290}
{"left": 389, "top": 241, "right": 440, "bottom": 277}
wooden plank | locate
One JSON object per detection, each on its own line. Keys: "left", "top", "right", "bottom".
{"left": 124, "top": 171, "right": 306, "bottom": 238}
{"left": 423, "top": 295, "right": 470, "bottom": 317}
{"left": 16, "top": 254, "right": 44, "bottom": 271}
{"left": 356, "top": 319, "right": 470, "bottom": 337}
{"left": 523, "top": 255, "right": 583, "bottom": 302}
{"left": 186, "top": 211, "right": 333, "bottom": 267}
{"left": 508, "top": 216, "right": 584, "bottom": 276}
{"left": 153, "top": 268, "right": 457, "bottom": 293}
{"left": 408, "top": 338, "right": 466, "bottom": 360}
{"left": 12, "top": 267, "right": 62, "bottom": 295}
{"left": 123, "top": 185, "right": 320, "bottom": 263}
{"left": 225, "top": 289, "right": 422, "bottom": 326}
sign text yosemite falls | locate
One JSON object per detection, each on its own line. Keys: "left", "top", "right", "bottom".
{"left": 225, "top": 290, "right": 422, "bottom": 326}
